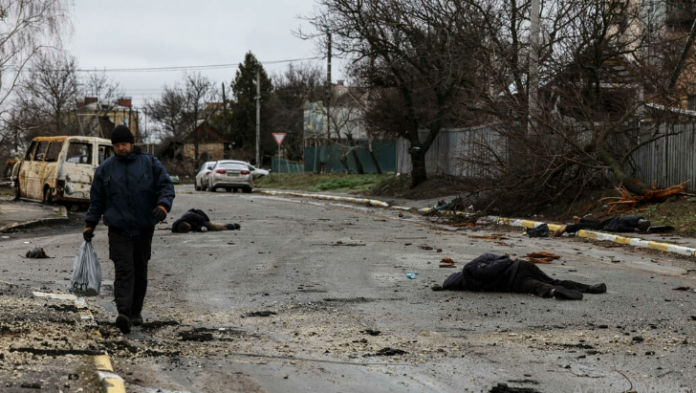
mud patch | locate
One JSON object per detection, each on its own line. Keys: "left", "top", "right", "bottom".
{"left": 10, "top": 347, "right": 101, "bottom": 356}
{"left": 244, "top": 311, "right": 277, "bottom": 317}
{"left": 323, "top": 297, "right": 372, "bottom": 303}
{"left": 490, "top": 384, "right": 542, "bottom": 393}
{"left": 365, "top": 347, "right": 408, "bottom": 357}
{"left": 47, "top": 304, "right": 80, "bottom": 313}
{"left": 140, "top": 320, "right": 180, "bottom": 332}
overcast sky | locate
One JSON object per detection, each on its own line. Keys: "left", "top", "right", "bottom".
{"left": 66, "top": 0, "right": 336, "bottom": 109}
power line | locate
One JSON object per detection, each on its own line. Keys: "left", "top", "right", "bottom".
{"left": 68, "top": 57, "right": 323, "bottom": 73}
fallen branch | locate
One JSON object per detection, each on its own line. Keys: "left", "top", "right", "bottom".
{"left": 600, "top": 181, "right": 688, "bottom": 214}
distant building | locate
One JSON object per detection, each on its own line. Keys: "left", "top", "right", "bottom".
{"left": 161, "top": 120, "right": 229, "bottom": 163}
{"left": 303, "top": 82, "right": 370, "bottom": 143}
{"left": 75, "top": 97, "right": 141, "bottom": 141}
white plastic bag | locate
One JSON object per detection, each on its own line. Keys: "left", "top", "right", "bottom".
{"left": 70, "top": 241, "right": 102, "bottom": 296}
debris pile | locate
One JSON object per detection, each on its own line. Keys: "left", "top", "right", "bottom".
{"left": 600, "top": 181, "right": 687, "bottom": 214}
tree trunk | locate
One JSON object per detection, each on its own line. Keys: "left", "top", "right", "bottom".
{"left": 596, "top": 150, "right": 647, "bottom": 195}
{"left": 346, "top": 134, "right": 365, "bottom": 174}
{"left": 367, "top": 138, "right": 383, "bottom": 174}
{"left": 410, "top": 149, "right": 427, "bottom": 188}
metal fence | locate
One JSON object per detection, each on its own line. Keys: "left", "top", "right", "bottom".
{"left": 271, "top": 157, "right": 304, "bottom": 173}
{"left": 630, "top": 122, "right": 696, "bottom": 190}
{"left": 304, "top": 140, "right": 397, "bottom": 173}
{"left": 396, "top": 127, "right": 505, "bottom": 176}
{"left": 395, "top": 123, "right": 696, "bottom": 192}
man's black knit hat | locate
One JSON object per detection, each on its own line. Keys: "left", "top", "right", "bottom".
{"left": 111, "top": 125, "right": 134, "bottom": 144}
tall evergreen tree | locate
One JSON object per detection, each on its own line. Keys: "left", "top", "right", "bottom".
{"left": 230, "top": 52, "right": 273, "bottom": 163}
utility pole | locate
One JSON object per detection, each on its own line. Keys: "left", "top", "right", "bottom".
{"left": 326, "top": 32, "right": 332, "bottom": 140}
{"left": 528, "top": 0, "right": 540, "bottom": 133}
{"left": 255, "top": 67, "right": 261, "bottom": 166}
{"left": 222, "top": 82, "right": 228, "bottom": 158}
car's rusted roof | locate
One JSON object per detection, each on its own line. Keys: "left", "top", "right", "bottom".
{"left": 32, "top": 136, "right": 68, "bottom": 142}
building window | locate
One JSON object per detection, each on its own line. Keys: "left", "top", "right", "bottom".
{"left": 688, "top": 95, "right": 696, "bottom": 111}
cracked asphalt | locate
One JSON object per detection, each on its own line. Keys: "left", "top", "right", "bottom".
{"left": 1, "top": 185, "right": 696, "bottom": 392}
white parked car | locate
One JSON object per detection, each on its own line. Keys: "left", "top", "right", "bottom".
{"left": 208, "top": 160, "right": 253, "bottom": 193}
{"left": 195, "top": 161, "right": 217, "bottom": 191}
{"left": 247, "top": 164, "right": 270, "bottom": 180}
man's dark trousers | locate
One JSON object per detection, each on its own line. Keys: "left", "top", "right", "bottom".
{"left": 108, "top": 227, "right": 155, "bottom": 317}
{"left": 512, "top": 261, "right": 591, "bottom": 297}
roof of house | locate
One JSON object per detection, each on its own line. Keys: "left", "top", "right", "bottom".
{"left": 76, "top": 101, "right": 134, "bottom": 112}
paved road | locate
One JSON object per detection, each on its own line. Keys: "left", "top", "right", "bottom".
{"left": 1, "top": 186, "right": 695, "bottom": 392}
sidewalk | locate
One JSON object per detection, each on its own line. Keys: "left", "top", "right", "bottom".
{"left": 0, "top": 197, "right": 69, "bottom": 233}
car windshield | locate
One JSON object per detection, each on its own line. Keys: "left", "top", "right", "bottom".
{"left": 218, "top": 163, "right": 246, "bottom": 170}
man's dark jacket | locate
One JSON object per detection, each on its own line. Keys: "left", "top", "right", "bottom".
{"left": 601, "top": 216, "right": 644, "bottom": 232}
{"left": 86, "top": 148, "right": 175, "bottom": 236}
{"left": 443, "top": 253, "right": 520, "bottom": 291}
{"left": 172, "top": 209, "right": 210, "bottom": 233}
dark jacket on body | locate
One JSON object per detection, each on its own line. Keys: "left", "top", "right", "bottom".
{"left": 172, "top": 209, "right": 211, "bottom": 233}
{"left": 442, "top": 253, "right": 520, "bottom": 292}
{"left": 86, "top": 148, "right": 175, "bottom": 236}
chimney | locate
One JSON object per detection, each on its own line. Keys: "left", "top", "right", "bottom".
{"left": 116, "top": 97, "right": 132, "bottom": 108}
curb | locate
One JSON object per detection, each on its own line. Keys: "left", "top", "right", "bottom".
{"left": 33, "top": 291, "right": 126, "bottom": 393}
{"left": 485, "top": 216, "right": 696, "bottom": 258}
{"left": 261, "top": 190, "right": 390, "bottom": 208}
{"left": 0, "top": 205, "right": 69, "bottom": 233}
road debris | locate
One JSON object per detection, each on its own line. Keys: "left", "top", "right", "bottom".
{"left": 365, "top": 347, "right": 408, "bottom": 357}
{"left": 600, "top": 181, "right": 687, "bottom": 213}
{"left": 489, "top": 383, "right": 541, "bottom": 393}
{"left": 524, "top": 252, "right": 560, "bottom": 264}
{"left": 470, "top": 234, "right": 508, "bottom": 240}
{"left": 406, "top": 272, "right": 417, "bottom": 279}
{"left": 440, "top": 257, "right": 456, "bottom": 268}
{"left": 25, "top": 247, "right": 49, "bottom": 258}
{"left": 244, "top": 311, "right": 277, "bottom": 317}
{"left": 673, "top": 286, "right": 691, "bottom": 291}
{"left": 360, "top": 329, "right": 381, "bottom": 336}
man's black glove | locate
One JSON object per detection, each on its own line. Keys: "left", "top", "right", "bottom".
{"left": 152, "top": 205, "right": 167, "bottom": 222}
{"left": 83, "top": 227, "right": 95, "bottom": 242}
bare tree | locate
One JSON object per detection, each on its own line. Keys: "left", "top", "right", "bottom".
{"left": 182, "top": 72, "right": 218, "bottom": 170}
{"left": 144, "top": 85, "right": 187, "bottom": 140}
{"left": 75, "top": 71, "right": 124, "bottom": 137}
{"left": 456, "top": 0, "right": 696, "bottom": 212}
{"left": 268, "top": 62, "right": 324, "bottom": 161}
{"left": 13, "top": 51, "right": 79, "bottom": 137}
{"left": 303, "top": 0, "right": 485, "bottom": 188}
{"left": 0, "top": 0, "right": 71, "bottom": 109}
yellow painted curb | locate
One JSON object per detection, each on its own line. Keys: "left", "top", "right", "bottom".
{"left": 489, "top": 216, "right": 696, "bottom": 258}
{"left": 100, "top": 374, "right": 126, "bottom": 393}
{"left": 94, "top": 355, "right": 113, "bottom": 372}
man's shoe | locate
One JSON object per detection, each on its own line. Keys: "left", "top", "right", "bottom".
{"left": 586, "top": 283, "right": 607, "bottom": 294}
{"left": 553, "top": 225, "right": 567, "bottom": 237}
{"left": 131, "top": 314, "right": 144, "bottom": 326}
{"left": 115, "top": 314, "right": 132, "bottom": 334}
{"left": 552, "top": 286, "right": 583, "bottom": 300}
{"left": 573, "top": 216, "right": 581, "bottom": 224}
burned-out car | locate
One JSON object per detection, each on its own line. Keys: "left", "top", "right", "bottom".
{"left": 12, "top": 136, "right": 113, "bottom": 203}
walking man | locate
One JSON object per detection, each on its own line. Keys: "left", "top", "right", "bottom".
{"left": 84, "top": 125, "right": 175, "bottom": 333}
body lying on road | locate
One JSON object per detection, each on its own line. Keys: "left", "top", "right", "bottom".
{"left": 433, "top": 253, "right": 607, "bottom": 300}
{"left": 554, "top": 215, "right": 673, "bottom": 236}
{"left": 171, "top": 208, "right": 241, "bottom": 233}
